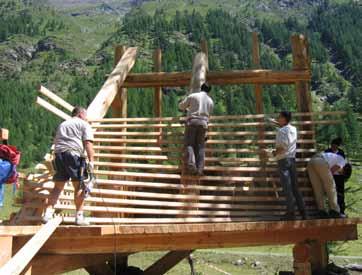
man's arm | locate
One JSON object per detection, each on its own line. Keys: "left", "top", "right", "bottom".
{"left": 84, "top": 140, "right": 94, "bottom": 163}
{"left": 330, "top": 165, "right": 343, "bottom": 174}
{"left": 178, "top": 96, "right": 190, "bottom": 111}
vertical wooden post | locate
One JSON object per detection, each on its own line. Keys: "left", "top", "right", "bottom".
{"left": 291, "top": 35, "right": 312, "bottom": 113}
{"left": 252, "top": 32, "right": 263, "bottom": 114}
{"left": 293, "top": 242, "right": 312, "bottom": 275}
{"left": 0, "top": 236, "right": 13, "bottom": 268}
{"left": 309, "top": 240, "right": 329, "bottom": 274}
{"left": 154, "top": 48, "right": 162, "bottom": 117}
{"left": 112, "top": 45, "right": 128, "bottom": 119}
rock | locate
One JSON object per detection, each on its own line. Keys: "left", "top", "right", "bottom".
{"left": 251, "top": 261, "right": 262, "bottom": 268}
{"left": 233, "top": 259, "right": 245, "bottom": 266}
{"left": 37, "top": 37, "right": 58, "bottom": 52}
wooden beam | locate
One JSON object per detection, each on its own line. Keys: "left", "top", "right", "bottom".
{"left": 122, "top": 70, "right": 311, "bottom": 88}
{"left": 143, "top": 250, "right": 192, "bottom": 275}
{"left": 291, "top": 34, "right": 312, "bottom": 113}
{"left": 154, "top": 48, "right": 162, "bottom": 117}
{"left": 189, "top": 52, "right": 208, "bottom": 94}
{"left": 0, "top": 217, "right": 62, "bottom": 275}
{"left": 30, "top": 254, "right": 116, "bottom": 275}
{"left": 309, "top": 240, "right": 329, "bottom": 274}
{"left": 36, "top": 97, "right": 71, "bottom": 120}
{"left": 34, "top": 224, "right": 358, "bottom": 254}
{"left": 293, "top": 242, "right": 312, "bottom": 275}
{"left": 87, "top": 47, "right": 137, "bottom": 120}
{"left": 0, "top": 237, "right": 13, "bottom": 268}
{"left": 38, "top": 86, "right": 74, "bottom": 112}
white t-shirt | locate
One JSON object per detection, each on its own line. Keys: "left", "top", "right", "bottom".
{"left": 54, "top": 117, "right": 94, "bottom": 156}
{"left": 275, "top": 124, "right": 297, "bottom": 161}
{"left": 178, "top": 91, "right": 214, "bottom": 122}
{"left": 322, "top": 152, "right": 346, "bottom": 169}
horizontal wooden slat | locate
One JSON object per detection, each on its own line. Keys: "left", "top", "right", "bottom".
{"left": 92, "top": 120, "right": 341, "bottom": 129}
{"left": 90, "top": 111, "right": 345, "bottom": 123}
{"left": 27, "top": 192, "right": 316, "bottom": 211}
{"left": 93, "top": 138, "right": 316, "bottom": 145}
{"left": 26, "top": 178, "right": 311, "bottom": 193}
{"left": 94, "top": 161, "right": 308, "bottom": 173}
{"left": 93, "top": 130, "right": 315, "bottom": 137}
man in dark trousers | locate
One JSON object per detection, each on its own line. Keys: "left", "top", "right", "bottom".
{"left": 273, "top": 111, "right": 306, "bottom": 220}
{"left": 325, "top": 137, "right": 347, "bottom": 216}
{"left": 179, "top": 83, "right": 214, "bottom": 176}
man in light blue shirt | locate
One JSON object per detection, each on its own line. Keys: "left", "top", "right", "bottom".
{"left": 273, "top": 111, "right": 306, "bottom": 220}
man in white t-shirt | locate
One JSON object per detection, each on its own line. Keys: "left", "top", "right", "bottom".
{"left": 42, "top": 107, "right": 94, "bottom": 225}
{"left": 273, "top": 111, "right": 306, "bottom": 220}
{"left": 307, "top": 152, "right": 347, "bottom": 218}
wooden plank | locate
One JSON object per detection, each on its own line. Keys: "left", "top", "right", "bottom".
{"left": 0, "top": 237, "right": 13, "bottom": 268}
{"left": 93, "top": 130, "right": 315, "bottom": 137}
{"left": 143, "top": 250, "right": 192, "bottom": 275}
{"left": 36, "top": 97, "right": 71, "bottom": 120}
{"left": 0, "top": 217, "right": 62, "bottom": 275}
{"left": 93, "top": 145, "right": 317, "bottom": 154}
{"left": 38, "top": 86, "right": 74, "bottom": 112}
{"left": 293, "top": 242, "right": 312, "bottom": 275}
{"left": 154, "top": 48, "right": 162, "bottom": 117}
{"left": 90, "top": 111, "right": 345, "bottom": 122}
{"left": 93, "top": 160, "right": 308, "bottom": 173}
{"left": 0, "top": 226, "right": 41, "bottom": 237}
{"left": 87, "top": 47, "right": 137, "bottom": 120}
{"left": 309, "top": 240, "right": 329, "bottom": 274}
{"left": 91, "top": 120, "right": 341, "bottom": 129}
{"left": 122, "top": 70, "right": 311, "bottom": 88}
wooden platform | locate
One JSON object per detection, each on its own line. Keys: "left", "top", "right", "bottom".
{"left": 3, "top": 218, "right": 360, "bottom": 254}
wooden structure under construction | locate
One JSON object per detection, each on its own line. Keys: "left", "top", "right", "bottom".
{"left": 0, "top": 33, "right": 361, "bottom": 275}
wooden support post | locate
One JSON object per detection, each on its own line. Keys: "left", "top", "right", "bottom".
{"left": 252, "top": 32, "right": 263, "bottom": 115}
{"left": 154, "top": 48, "right": 162, "bottom": 117}
{"left": 189, "top": 52, "right": 208, "bottom": 94}
{"left": 0, "top": 217, "right": 61, "bottom": 275}
{"left": 143, "top": 250, "right": 192, "bottom": 275}
{"left": 0, "top": 236, "right": 13, "bottom": 268}
{"left": 293, "top": 242, "right": 312, "bottom": 275}
{"left": 309, "top": 240, "right": 329, "bottom": 274}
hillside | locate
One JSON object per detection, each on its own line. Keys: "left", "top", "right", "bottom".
{"left": 0, "top": 0, "right": 361, "bottom": 167}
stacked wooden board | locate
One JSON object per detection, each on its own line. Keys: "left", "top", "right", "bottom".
{"left": 15, "top": 112, "right": 344, "bottom": 224}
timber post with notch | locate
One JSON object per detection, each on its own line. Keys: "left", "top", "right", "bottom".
{"left": 0, "top": 33, "right": 360, "bottom": 275}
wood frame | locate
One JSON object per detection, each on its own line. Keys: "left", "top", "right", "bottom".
{"left": 3, "top": 33, "right": 361, "bottom": 275}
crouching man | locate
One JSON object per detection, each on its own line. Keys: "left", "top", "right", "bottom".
{"left": 42, "top": 106, "right": 94, "bottom": 225}
{"left": 307, "top": 152, "right": 351, "bottom": 219}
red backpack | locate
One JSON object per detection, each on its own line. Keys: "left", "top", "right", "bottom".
{"left": 0, "top": 144, "right": 21, "bottom": 186}
{"left": 0, "top": 144, "right": 21, "bottom": 165}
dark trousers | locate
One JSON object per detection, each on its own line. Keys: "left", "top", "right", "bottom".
{"left": 184, "top": 122, "right": 207, "bottom": 172}
{"left": 278, "top": 158, "right": 306, "bottom": 216}
{"left": 334, "top": 175, "right": 346, "bottom": 214}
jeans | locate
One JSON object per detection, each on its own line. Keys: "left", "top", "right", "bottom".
{"left": 334, "top": 175, "right": 346, "bottom": 214}
{"left": 278, "top": 158, "right": 306, "bottom": 216}
{"left": 184, "top": 119, "right": 207, "bottom": 173}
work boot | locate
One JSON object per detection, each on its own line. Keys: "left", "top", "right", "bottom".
{"left": 329, "top": 210, "right": 344, "bottom": 219}
{"left": 316, "top": 210, "right": 329, "bottom": 219}
{"left": 41, "top": 208, "right": 55, "bottom": 224}
{"left": 280, "top": 213, "right": 296, "bottom": 221}
{"left": 197, "top": 169, "right": 204, "bottom": 176}
{"left": 187, "top": 165, "right": 198, "bottom": 175}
